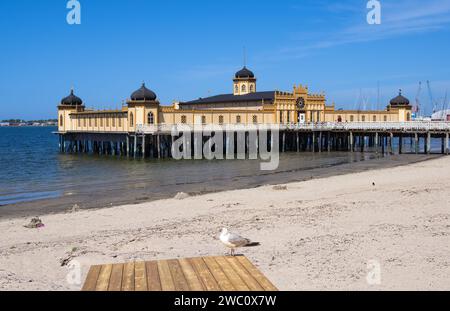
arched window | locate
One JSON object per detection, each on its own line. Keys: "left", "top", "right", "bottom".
{"left": 241, "top": 85, "right": 246, "bottom": 93}
{"left": 112, "top": 117, "right": 115, "bottom": 127}
{"left": 373, "top": 115, "right": 377, "bottom": 122}
{"left": 118, "top": 117, "right": 121, "bottom": 127}
{"left": 60, "top": 115, "right": 63, "bottom": 127}
{"left": 100, "top": 117, "right": 103, "bottom": 127}
{"left": 201, "top": 116, "right": 206, "bottom": 124}
{"left": 384, "top": 115, "right": 387, "bottom": 122}
{"left": 337, "top": 116, "right": 342, "bottom": 122}
{"left": 147, "top": 112, "right": 154, "bottom": 124}
{"left": 350, "top": 115, "right": 354, "bottom": 122}
{"left": 407, "top": 112, "right": 411, "bottom": 121}
{"left": 252, "top": 115, "right": 258, "bottom": 124}
{"left": 235, "top": 85, "right": 238, "bottom": 93}
{"left": 83, "top": 118, "right": 86, "bottom": 127}
{"left": 236, "top": 115, "right": 241, "bottom": 123}
{"left": 219, "top": 115, "right": 224, "bottom": 124}
{"left": 362, "top": 115, "right": 366, "bottom": 122}
{"left": 181, "top": 115, "right": 187, "bottom": 124}
{"left": 106, "top": 117, "right": 109, "bottom": 127}
{"left": 89, "top": 117, "right": 92, "bottom": 127}
{"left": 94, "top": 117, "right": 98, "bottom": 127}
{"left": 78, "top": 117, "right": 81, "bottom": 127}
{"left": 250, "top": 84, "right": 254, "bottom": 92}
{"left": 130, "top": 112, "right": 134, "bottom": 127}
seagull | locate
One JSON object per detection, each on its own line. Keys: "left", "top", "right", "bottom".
{"left": 219, "top": 228, "right": 260, "bottom": 256}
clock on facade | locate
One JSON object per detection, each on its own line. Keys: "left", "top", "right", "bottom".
{"left": 296, "top": 97, "right": 305, "bottom": 109}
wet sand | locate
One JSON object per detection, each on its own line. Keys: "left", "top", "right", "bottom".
{"left": 0, "top": 155, "right": 449, "bottom": 290}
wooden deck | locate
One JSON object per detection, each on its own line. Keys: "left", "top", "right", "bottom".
{"left": 82, "top": 256, "right": 278, "bottom": 291}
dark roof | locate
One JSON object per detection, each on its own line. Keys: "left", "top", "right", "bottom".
{"left": 390, "top": 90, "right": 410, "bottom": 106}
{"left": 235, "top": 66, "right": 255, "bottom": 79}
{"left": 61, "top": 89, "right": 83, "bottom": 106}
{"left": 181, "top": 91, "right": 275, "bottom": 105}
{"left": 130, "top": 83, "right": 157, "bottom": 101}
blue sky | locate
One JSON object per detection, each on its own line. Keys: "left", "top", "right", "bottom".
{"left": 0, "top": 0, "right": 450, "bottom": 119}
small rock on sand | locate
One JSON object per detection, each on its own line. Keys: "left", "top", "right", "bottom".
{"left": 174, "top": 192, "right": 190, "bottom": 200}
{"left": 273, "top": 185, "right": 288, "bottom": 191}
{"left": 69, "top": 204, "right": 80, "bottom": 213}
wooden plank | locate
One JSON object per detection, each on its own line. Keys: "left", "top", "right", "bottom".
{"left": 189, "top": 257, "right": 220, "bottom": 291}
{"left": 167, "top": 259, "right": 190, "bottom": 291}
{"left": 121, "top": 262, "right": 135, "bottom": 291}
{"left": 108, "top": 264, "right": 123, "bottom": 291}
{"left": 214, "top": 257, "right": 249, "bottom": 291}
{"left": 226, "top": 257, "right": 263, "bottom": 291}
{"left": 236, "top": 256, "right": 278, "bottom": 291}
{"left": 134, "top": 261, "right": 148, "bottom": 291}
{"left": 178, "top": 258, "right": 205, "bottom": 291}
{"left": 81, "top": 265, "right": 101, "bottom": 291}
{"left": 157, "top": 260, "right": 176, "bottom": 291}
{"left": 203, "top": 257, "right": 235, "bottom": 291}
{"left": 95, "top": 264, "right": 113, "bottom": 291}
{"left": 146, "top": 261, "right": 162, "bottom": 291}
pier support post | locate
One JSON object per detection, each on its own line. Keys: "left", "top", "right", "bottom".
{"left": 399, "top": 135, "right": 403, "bottom": 154}
{"left": 126, "top": 136, "right": 130, "bottom": 157}
{"left": 319, "top": 132, "right": 322, "bottom": 153}
{"left": 426, "top": 132, "right": 431, "bottom": 154}
{"left": 415, "top": 133, "right": 419, "bottom": 154}
{"left": 446, "top": 133, "right": 449, "bottom": 155}
{"left": 282, "top": 132, "right": 286, "bottom": 153}
{"left": 296, "top": 132, "right": 300, "bottom": 152}
{"left": 327, "top": 132, "right": 331, "bottom": 152}
{"left": 349, "top": 132, "right": 353, "bottom": 152}
{"left": 142, "top": 135, "right": 146, "bottom": 158}
{"left": 389, "top": 133, "right": 394, "bottom": 154}
{"left": 157, "top": 134, "right": 161, "bottom": 159}
{"left": 133, "top": 135, "right": 137, "bottom": 158}
{"left": 375, "top": 132, "right": 379, "bottom": 154}
{"left": 312, "top": 132, "right": 316, "bottom": 152}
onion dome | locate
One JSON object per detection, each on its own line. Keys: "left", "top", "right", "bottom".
{"left": 390, "top": 89, "right": 410, "bottom": 106}
{"left": 235, "top": 66, "right": 255, "bottom": 79}
{"left": 130, "top": 83, "right": 157, "bottom": 101}
{"left": 61, "top": 89, "right": 83, "bottom": 106}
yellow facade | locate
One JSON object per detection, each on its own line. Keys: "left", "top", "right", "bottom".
{"left": 58, "top": 67, "right": 412, "bottom": 134}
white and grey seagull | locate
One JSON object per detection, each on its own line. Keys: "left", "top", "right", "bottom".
{"left": 219, "top": 228, "right": 260, "bottom": 256}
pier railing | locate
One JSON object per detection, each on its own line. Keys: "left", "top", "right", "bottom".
{"left": 136, "top": 122, "right": 450, "bottom": 134}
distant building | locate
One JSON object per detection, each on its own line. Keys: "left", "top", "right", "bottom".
{"left": 57, "top": 66, "right": 413, "bottom": 134}
{"left": 0, "top": 122, "right": 9, "bottom": 127}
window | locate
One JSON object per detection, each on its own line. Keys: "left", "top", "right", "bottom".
{"left": 337, "top": 116, "right": 342, "bottom": 122}
{"left": 250, "top": 84, "right": 254, "bottom": 92}
{"left": 362, "top": 115, "right": 366, "bottom": 122}
{"left": 112, "top": 117, "right": 115, "bottom": 127}
{"left": 130, "top": 112, "right": 134, "bottom": 127}
{"left": 78, "top": 117, "right": 81, "bottom": 127}
{"left": 279, "top": 111, "right": 283, "bottom": 123}
{"left": 407, "top": 112, "right": 411, "bottom": 121}
{"left": 147, "top": 112, "right": 155, "bottom": 124}
{"left": 118, "top": 117, "right": 121, "bottom": 127}
{"left": 235, "top": 85, "right": 238, "bottom": 93}
{"left": 60, "top": 115, "right": 63, "bottom": 127}
{"left": 236, "top": 115, "right": 241, "bottom": 123}
{"left": 95, "top": 117, "right": 98, "bottom": 127}
{"left": 384, "top": 115, "right": 387, "bottom": 122}
{"left": 181, "top": 115, "right": 187, "bottom": 124}
{"left": 373, "top": 115, "right": 377, "bottom": 122}
{"left": 106, "top": 117, "right": 109, "bottom": 127}
{"left": 100, "top": 117, "right": 103, "bottom": 127}
{"left": 350, "top": 115, "right": 354, "bottom": 122}
{"left": 219, "top": 115, "right": 224, "bottom": 124}
{"left": 241, "top": 85, "right": 246, "bottom": 93}
{"left": 287, "top": 112, "right": 290, "bottom": 123}
{"left": 83, "top": 118, "right": 86, "bottom": 127}
{"left": 252, "top": 115, "right": 258, "bottom": 124}
{"left": 201, "top": 115, "right": 206, "bottom": 124}
{"left": 89, "top": 117, "right": 92, "bottom": 127}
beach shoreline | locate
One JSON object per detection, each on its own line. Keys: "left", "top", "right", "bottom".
{"left": 0, "top": 153, "right": 442, "bottom": 219}
{"left": 0, "top": 156, "right": 449, "bottom": 291}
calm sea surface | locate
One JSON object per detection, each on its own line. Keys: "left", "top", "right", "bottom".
{"left": 0, "top": 127, "right": 441, "bottom": 217}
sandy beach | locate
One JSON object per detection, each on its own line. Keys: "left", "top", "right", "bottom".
{"left": 0, "top": 156, "right": 449, "bottom": 291}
